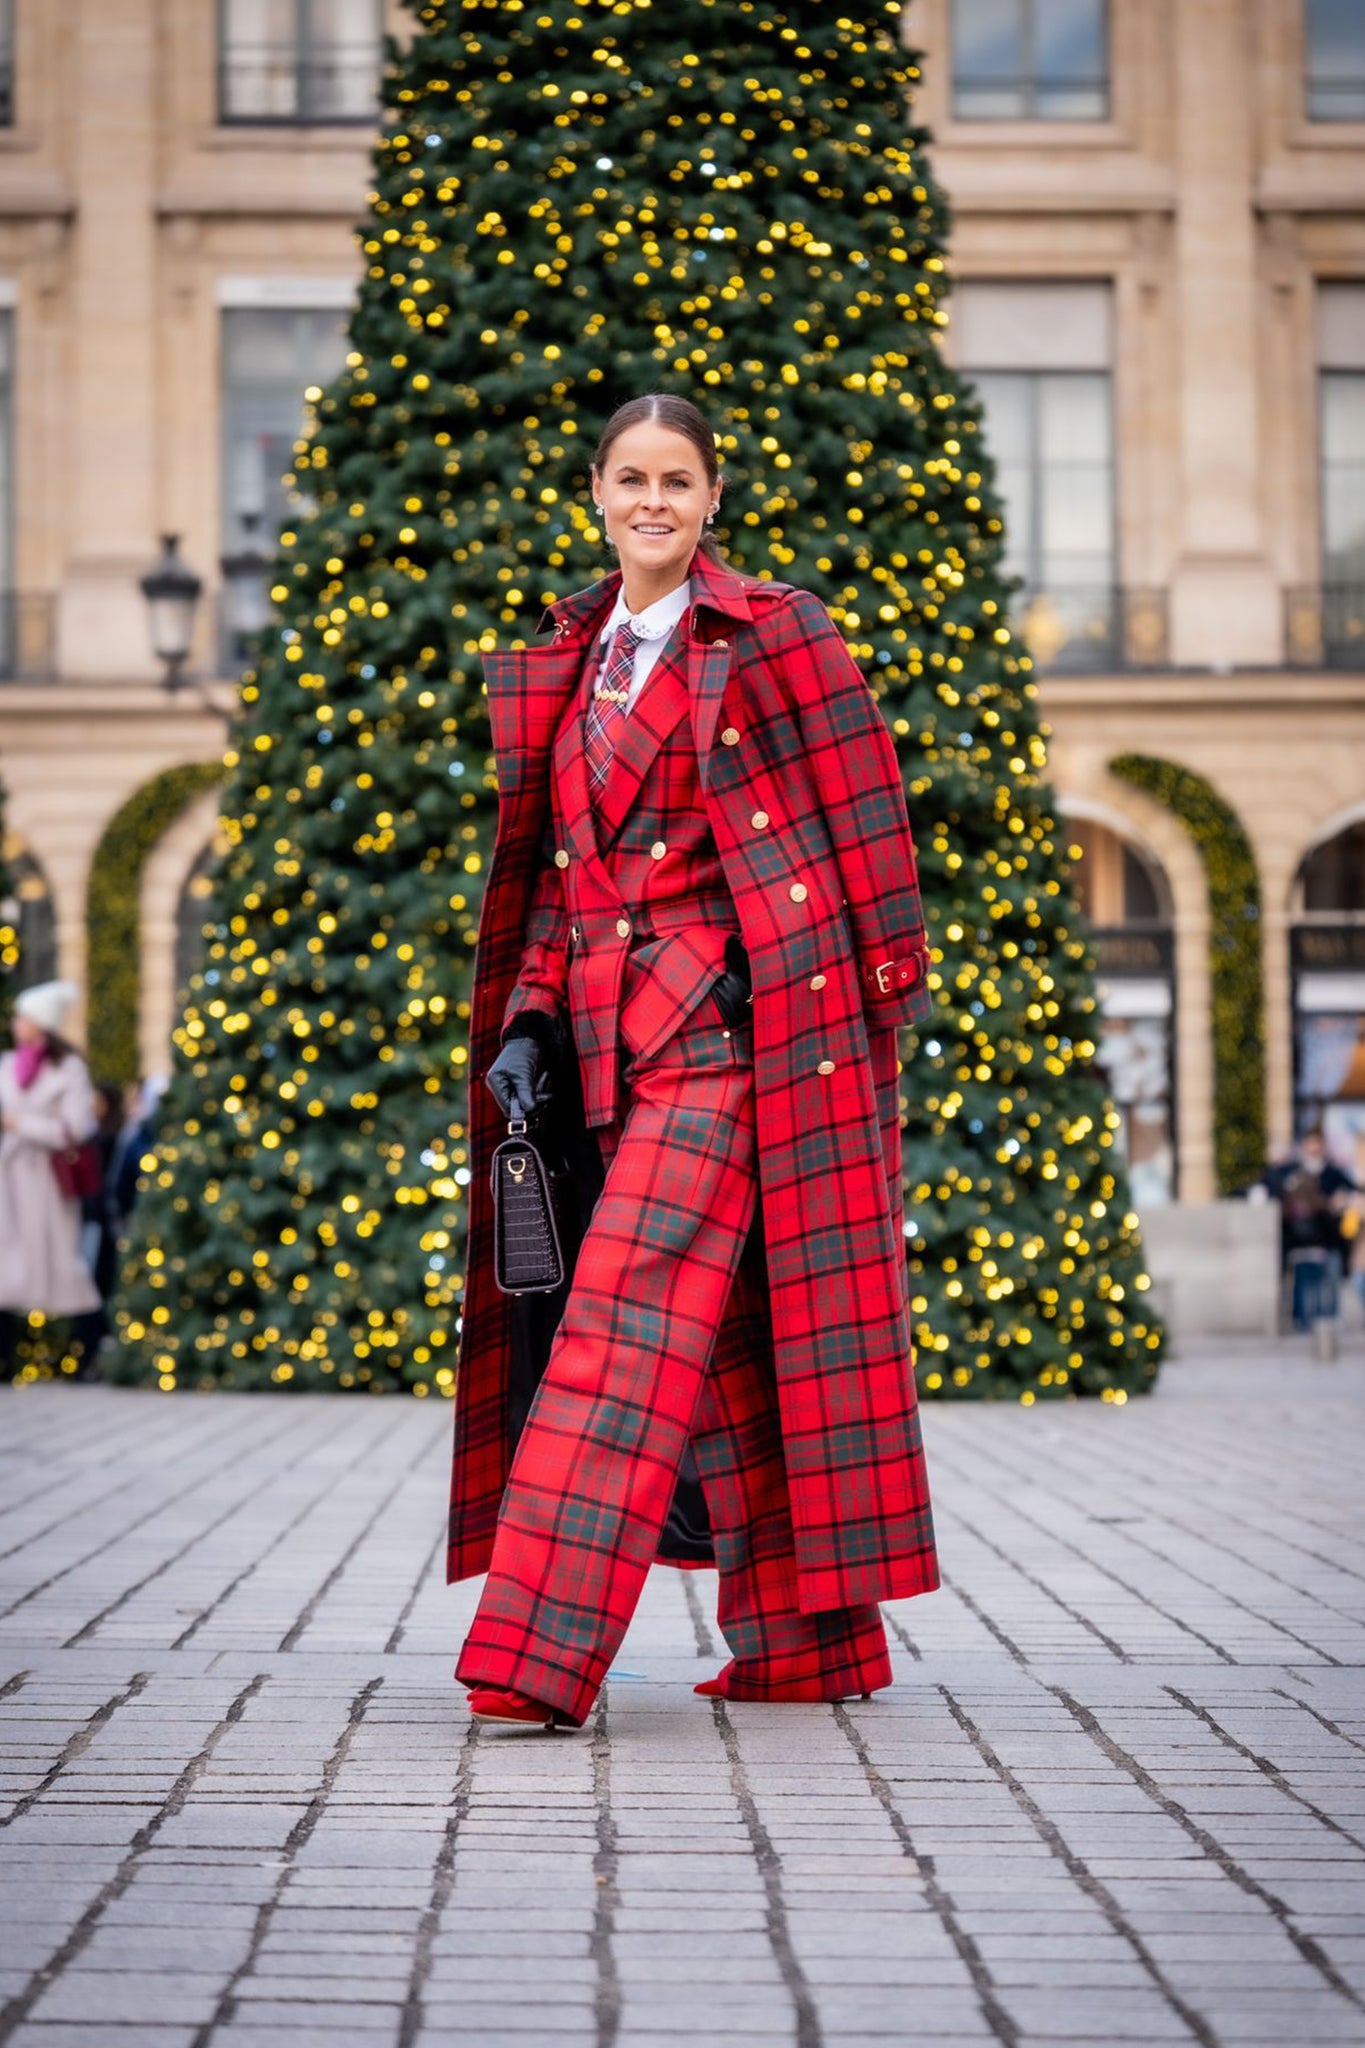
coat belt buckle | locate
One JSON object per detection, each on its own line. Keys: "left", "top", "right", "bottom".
{"left": 873, "top": 959, "right": 895, "bottom": 994}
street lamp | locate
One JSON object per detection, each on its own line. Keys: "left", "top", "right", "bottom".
{"left": 220, "top": 508, "right": 273, "bottom": 658}
{"left": 140, "top": 534, "right": 203, "bottom": 692}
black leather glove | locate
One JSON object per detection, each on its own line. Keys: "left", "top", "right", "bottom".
{"left": 711, "top": 935, "right": 753, "bottom": 1030}
{"left": 485, "top": 1013, "right": 557, "bottom": 1120}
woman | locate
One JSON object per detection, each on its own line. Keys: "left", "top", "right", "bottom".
{"left": 0, "top": 980, "right": 103, "bottom": 1381}
{"left": 449, "top": 393, "right": 940, "bottom": 1730}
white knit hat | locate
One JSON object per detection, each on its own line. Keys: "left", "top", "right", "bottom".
{"left": 14, "top": 980, "right": 80, "bottom": 1035}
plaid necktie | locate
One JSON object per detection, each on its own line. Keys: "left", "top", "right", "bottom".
{"left": 583, "top": 621, "right": 639, "bottom": 800}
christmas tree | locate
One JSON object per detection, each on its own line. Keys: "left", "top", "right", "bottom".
{"left": 113, "top": 0, "right": 1164, "bottom": 1400}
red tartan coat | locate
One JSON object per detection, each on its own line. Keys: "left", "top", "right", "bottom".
{"left": 447, "top": 551, "right": 941, "bottom": 1613}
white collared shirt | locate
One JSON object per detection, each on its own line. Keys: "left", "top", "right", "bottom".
{"left": 597, "top": 579, "right": 692, "bottom": 713}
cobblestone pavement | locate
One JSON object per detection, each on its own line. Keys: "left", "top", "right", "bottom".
{"left": 1, "top": 1338, "right": 1363, "bottom": 2048}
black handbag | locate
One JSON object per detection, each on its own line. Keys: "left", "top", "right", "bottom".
{"left": 490, "top": 1119, "right": 567, "bottom": 1295}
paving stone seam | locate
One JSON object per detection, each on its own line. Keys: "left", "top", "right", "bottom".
{"left": 0, "top": 1408, "right": 282, "bottom": 1623}
{"left": 881, "top": 1610, "right": 923, "bottom": 1662}
{"left": 710, "top": 1697, "right": 821, "bottom": 2048}
{"left": 278, "top": 1425, "right": 446, "bottom": 1653}
{"left": 936, "top": 1573, "right": 1030, "bottom": 1668}
{"left": 0, "top": 1671, "right": 151, "bottom": 1827}
{"left": 932, "top": 1448, "right": 1240, "bottom": 1667}
{"left": 937, "top": 1682, "right": 1218, "bottom": 2048}
{"left": 0, "top": 1406, "right": 195, "bottom": 1564}
{"left": 1271, "top": 1686, "right": 1365, "bottom": 1759}
{"left": 384, "top": 1524, "right": 446, "bottom": 1659}
{"left": 938, "top": 1500, "right": 1133, "bottom": 1664}
{"left": 591, "top": 1689, "right": 622, "bottom": 2048}
{"left": 1163, "top": 1686, "right": 1365, "bottom": 1855}
{"left": 1049, "top": 1684, "right": 1365, "bottom": 2015}
{"left": 0, "top": 1670, "right": 269, "bottom": 2045}
{"left": 832, "top": 1699, "right": 1020, "bottom": 2047}
{"left": 173, "top": 1409, "right": 406, "bottom": 1652}
{"left": 189, "top": 1672, "right": 386, "bottom": 2047}
{"left": 680, "top": 1569, "right": 720, "bottom": 1662}
{"left": 955, "top": 1411, "right": 1365, "bottom": 1605}
{"left": 395, "top": 1714, "right": 478, "bottom": 2048}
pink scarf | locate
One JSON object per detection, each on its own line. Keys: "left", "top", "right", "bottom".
{"left": 13, "top": 1041, "right": 46, "bottom": 1090}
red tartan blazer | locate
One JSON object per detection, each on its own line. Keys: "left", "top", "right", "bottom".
{"left": 449, "top": 551, "right": 940, "bottom": 1613}
{"left": 505, "top": 621, "right": 750, "bottom": 1125}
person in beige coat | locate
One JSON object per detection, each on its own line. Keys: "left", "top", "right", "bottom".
{"left": 0, "top": 980, "right": 102, "bottom": 1380}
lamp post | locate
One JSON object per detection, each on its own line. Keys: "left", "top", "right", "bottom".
{"left": 139, "top": 534, "right": 203, "bottom": 692}
{"left": 219, "top": 509, "right": 272, "bottom": 668}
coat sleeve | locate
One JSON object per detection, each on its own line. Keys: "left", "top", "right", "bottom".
{"left": 10, "top": 1059, "right": 96, "bottom": 1150}
{"left": 501, "top": 835, "right": 570, "bottom": 1037}
{"left": 781, "top": 590, "right": 934, "bottom": 1031}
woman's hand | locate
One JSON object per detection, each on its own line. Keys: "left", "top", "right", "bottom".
{"left": 711, "top": 935, "right": 753, "bottom": 1029}
{"left": 486, "top": 1015, "right": 557, "bottom": 1121}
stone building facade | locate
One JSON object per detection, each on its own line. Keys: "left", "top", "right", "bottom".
{"left": 0, "top": 1, "right": 1362, "bottom": 1237}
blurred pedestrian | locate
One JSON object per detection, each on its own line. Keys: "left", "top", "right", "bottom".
{"left": 107, "top": 1074, "right": 167, "bottom": 1234}
{"left": 1263, "top": 1128, "right": 1358, "bottom": 1332}
{"left": 0, "top": 981, "right": 103, "bottom": 1381}
{"left": 81, "top": 1079, "right": 129, "bottom": 1333}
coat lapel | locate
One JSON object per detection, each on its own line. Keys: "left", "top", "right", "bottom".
{"left": 593, "top": 624, "right": 691, "bottom": 850}
{"left": 552, "top": 674, "right": 601, "bottom": 872}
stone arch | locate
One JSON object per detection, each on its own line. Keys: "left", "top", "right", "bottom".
{"left": 86, "top": 762, "right": 224, "bottom": 1084}
{"left": 1055, "top": 797, "right": 1179, "bottom": 1205}
{"left": 1, "top": 830, "right": 59, "bottom": 992}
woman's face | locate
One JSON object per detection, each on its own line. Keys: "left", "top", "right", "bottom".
{"left": 592, "top": 422, "right": 720, "bottom": 593}
{"left": 12, "top": 1015, "right": 41, "bottom": 1048}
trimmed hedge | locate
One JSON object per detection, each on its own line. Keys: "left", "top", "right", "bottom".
{"left": 87, "top": 762, "right": 225, "bottom": 1084}
{"left": 1109, "top": 753, "right": 1266, "bottom": 1194}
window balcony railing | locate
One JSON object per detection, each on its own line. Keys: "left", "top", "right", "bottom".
{"left": 214, "top": 591, "right": 275, "bottom": 678}
{"left": 1015, "top": 585, "right": 1169, "bottom": 674}
{"left": 218, "top": 43, "right": 381, "bottom": 125}
{"left": 0, "top": 594, "right": 58, "bottom": 682}
{"left": 1284, "top": 586, "right": 1365, "bottom": 670}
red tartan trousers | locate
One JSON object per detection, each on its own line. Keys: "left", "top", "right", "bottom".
{"left": 454, "top": 984, "right": 891, "bottom": 1726}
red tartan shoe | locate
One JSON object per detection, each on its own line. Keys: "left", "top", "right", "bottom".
{"left": 466, "top": 1686, "right": 573, "bottom": 1732}
{"left": 694, "top": 1673, "right": 874, "bottom": 1703}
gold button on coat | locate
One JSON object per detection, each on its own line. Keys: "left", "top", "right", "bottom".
{"left": 751, "top": 811, "right": 770, "bottom": 830}
{"left": 809, "top": 974, "right": 827, "bottom": 991}
{"left": 721, "top": 726, "right": 740, "bottom": 746}
{"left": 817, "top": 1060, "right": 836, "bottom": 1076}
{"left": 789, "top": 882, "right": 808, "bottom": 903}
{"left": 650, "top": 840, "right": 667, "bottom": 860}
{"left": 553, "top": 848, "right": 569, "bottom": 868}
{"left": 616, "top": 918, "right": 631, "bottom": 939}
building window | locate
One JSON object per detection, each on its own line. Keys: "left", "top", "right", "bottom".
{"left": 218, "top": 0, "right": 383, "bottom": 125}
{"left": 176, "top": 840, "right": 228, "bottom": 1002}
{"left": 957, "top": 282, "right": 1130, "bottom": 670}
{"left": 1291, "top": 820, "right": 1365, "bottom": 1176}
{"left": 1, "top": 844, "right": 58, "bottom": 992}
{"left": 951, "top": 0, "right": 1108, "bottom": 121}
{"left": 1068, "top": 817, "right": 1177, "bottom": 1205}
{"left": 1309, "top": 285, "right": 1365, "bottom": 666}
{"left": 1306, "top": 0, "right": 1365, "bottom": 121}
{"left": 220, "top": 306, "right": 348, "bottom": 664}
{"left": 0, "top": 308, "right": 14, "bottom": 675}
{"left": 0, "top": 0, "right": 13, "bottom": 126}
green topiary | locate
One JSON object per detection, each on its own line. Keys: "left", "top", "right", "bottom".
{"left": 86, "top": 762, "right": 225, "bottom": 1085}
{"left": 1109, "top": 753, "right": 1266, "bottom": 1195}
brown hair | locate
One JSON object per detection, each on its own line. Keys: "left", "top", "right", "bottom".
{"left": 592, "top": 393, "right": 724, "bottom": 562}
